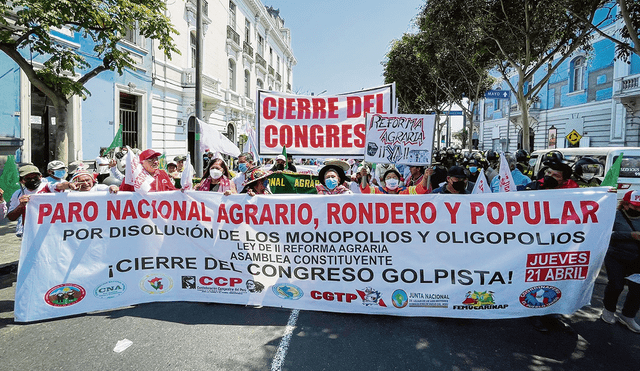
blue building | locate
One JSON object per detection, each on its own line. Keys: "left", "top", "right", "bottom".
{"left": 477, "top": 9, "right": 640, "bottom": 152}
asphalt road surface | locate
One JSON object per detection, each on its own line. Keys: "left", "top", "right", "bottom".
{"left": 1, "top": 267, "right": 640, "bottom": 371}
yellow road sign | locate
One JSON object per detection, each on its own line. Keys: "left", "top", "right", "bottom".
{"left": 566, "top": 129, "right": 582, "bottom": 145}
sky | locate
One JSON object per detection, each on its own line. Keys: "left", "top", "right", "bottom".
{"left": 263, "top": 0, "right": 425, "bottom": 96}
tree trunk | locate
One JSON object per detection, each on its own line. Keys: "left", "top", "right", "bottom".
{"left": 54, "top": 100, "right": 69, "bottom": 164}
{"left": 518, "top": 94, "right": 531, "bottom": 152}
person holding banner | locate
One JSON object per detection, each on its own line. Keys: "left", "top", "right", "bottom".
{"left": 119, "top": 149, "right": 177, "bottom": 193}
{"left": 431, "top": 166, "right": 470, "bottom": 194}
{"left": 600, "top": 190, "right": 640, "bottom": 333}
{"left": 361, "top": 168, "right": 433, "bottom": 195}
{"left": 242, "top": 167, "right": 273, "bottom": 196}
{"left": 195, "top": 158, "right": 237, "bottom": 195}
{"left": 52, "top": 169, "right": 119, "bottom": 193}
{"left": 524, "top": 159, "right": 578, "bottom": 190}
{"left": 315, "top": 160, "right": 353, "bottom": 195}
{"left": 7, "top": 165, "right": 49, "bottom": 237}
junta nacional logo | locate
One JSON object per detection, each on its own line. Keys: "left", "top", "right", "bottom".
{"left": 45, "top": 283, "right": 86, "bottom": 307}
{"left": 391, "top": 289, "right": 408, "bottom": 308}
{"left": 519, "top": 286, "right": 562, "bottom": 308}
{"left": 272, "top": 284, "right": 304, "bottom": 300}
{"left": 140, "top": 273, "right": 173, "bottom": 294}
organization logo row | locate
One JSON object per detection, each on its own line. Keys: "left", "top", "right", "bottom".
{"left": 44, "top": 273, "right": 562, "bottom": 311}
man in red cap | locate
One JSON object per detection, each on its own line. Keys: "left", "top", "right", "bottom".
{"left": 120, "top": 149, "right": 176, "bottom": 192}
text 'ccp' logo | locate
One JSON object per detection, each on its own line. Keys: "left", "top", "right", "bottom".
{"left": 140, "top": 273, "right": 173, "bottom": 294}
{"left": 272, "top": 284, "right": 303, "bottom": 300}
{"left": 519, "top": 286, "right": 561, "bottom": 308}
{"left": 45, "top": 283, "right": 86, "bottom": 307}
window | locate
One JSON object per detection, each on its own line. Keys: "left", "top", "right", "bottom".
{"left": 277, "top": 56, "right": 280, "bottom": 72}
{"left": 269, "top": 47, "right": 273, "bottom": 65}
{"left": 120, "top": 93, "right": 139, "bottom": 149}
{"left": 244, "top": 70, "right": 250, "bottom": 98}
{"left": 245, "top": 19, "right": 251, "bottom": 44}
{"left": 227, "top": 123, "right": 236, "bottom": 145}
{"left": 571, "top": 57, "right": 585, "bottom": 92}
{"left": 257, "top": 79, "right": 264, "bottom": 89}
{"left": 229, "top": 1, "right": 236, "bottom": 29}
{"left": 229, "top": 59, "right": 236, "bottom": 91}
{"left": 123, "top": 24, "right": 137, "bottom": 44}
{"left": 190, "top": 32, "right": 196, "bottom": 68}
{"left": 257, "top": 34, "right": 264, "bottom": 56}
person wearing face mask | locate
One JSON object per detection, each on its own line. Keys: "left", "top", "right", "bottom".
{"left": 361, "top": 168, "right": 433, "bottom": 195}
{"left": 232, "top": 152, "right": 255, "bottom": 191}
{"left": 242, "top": 167, "right": 273, "bottom": 196}
{"left": 600, "top": 190, "right": 640, "bottom": 333}
{"left": 44, "top": 160, "right": 68, "bottom": 185}
{"left": 466, "top": 159, "right": 481, "bottom": 183}
{"left": 524, "top": 160, "right": 578, "bottom": 190}
{"left": 489, "top": 155, "right": 531, "bottom": 192}
{"left": 316, "top": 160, "right": 353, "bottom": 195}
{"left": 431, "top": 166, "right": 470, "bottom": 194}
{"left": 7, "top": 165, "right": 50, "bottom": 237}
{"left": 196, "top": 158, "right": 237, "bottom": 195}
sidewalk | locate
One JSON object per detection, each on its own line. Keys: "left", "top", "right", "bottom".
{"left": 0, "top": 219, "right": 20, "bottom": 272}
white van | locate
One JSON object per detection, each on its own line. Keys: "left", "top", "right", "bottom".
{"left": 530, "top": 147, "right": 640, "bottom": 197}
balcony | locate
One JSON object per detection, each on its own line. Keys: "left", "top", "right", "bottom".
{"left": 276, "top": 72, "right": 281, "bottom": 82}
{"left": 268, "top": 65, "right": 274, "bottom": 76}
{"left": 182, "top": 68, "right": 220, "bottom": 93}
{"left": 255, "top": 53, "right": 267, "bottom": 71}
{"left": 287, "top": 83, "right": 291, "bottom": 92}
{"left": 243, "top": 41, "right": 254, "bottom": 62}
{"left": 186, "top": 0, "right": 211, "bottom": 25}
{"left": 226, "top": 25, "right": 240, "bottom": 51}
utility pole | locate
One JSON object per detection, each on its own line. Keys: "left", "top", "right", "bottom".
{"left": 195, "top": 0, "right": 203, "bottom": 177}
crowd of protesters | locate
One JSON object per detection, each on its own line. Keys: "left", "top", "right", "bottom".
{"left": 0, "top": 144, "right": 639, "bottom": 334}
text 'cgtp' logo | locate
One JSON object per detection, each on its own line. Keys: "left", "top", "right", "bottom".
{"left": 452, "top": 290, "right": 508, "bottom": 310}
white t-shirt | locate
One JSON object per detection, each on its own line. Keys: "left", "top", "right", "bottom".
{"left": 8, "top": 182, "right": 49, "bottom": 237}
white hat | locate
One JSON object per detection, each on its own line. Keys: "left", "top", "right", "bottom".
{"left": 47, "top": 160, "right": 66, "bottom": 170}
{"left": 276, "top": 154, "right": 286, "bottom": 161}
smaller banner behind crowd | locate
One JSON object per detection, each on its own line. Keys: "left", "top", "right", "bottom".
{"left": 257, "top": 84, "right": 395, "bottom": 157}
{"left": 15, "top": 188, "right": 616, "bottom": 322}
{"left": 364, "top": 113, "right": 436, "bottom": 165}
{"left": 268, "top": 172, "right": 320, "bottom": 194}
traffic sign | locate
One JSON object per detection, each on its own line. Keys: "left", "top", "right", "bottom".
{"left": 485, "top": 90, "right": 511, "bottom": 99}
{"left": 566, "top": 129, "right": 582, "bottom": 145}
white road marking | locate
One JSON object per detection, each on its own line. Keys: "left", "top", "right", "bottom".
{"left": 271, "top": 309, "right": 300, "bottom": 371}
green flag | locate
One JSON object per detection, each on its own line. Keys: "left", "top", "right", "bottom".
{"left": 601, "top": 153, "right": 623, "bottom": 187}
{"left": 0, "top": 155, "right": 20, "bottom": 205}
{"left": 158, "top": 154, "right": 167, "bottom": 171}
{"left": 104, "top": 124, "right": 123, "bottom": 155}
{"left": 281, "top": 146, "right": 287, "bottom": 158}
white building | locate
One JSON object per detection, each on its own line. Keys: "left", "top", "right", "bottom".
{"left": 151, "top": 0, "right": 296, "bottom": 159}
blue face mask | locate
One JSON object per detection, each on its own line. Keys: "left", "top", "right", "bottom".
{"left": 238, "top": 163, "right": 248, "bottom": 173}
{"left": 325, "top": 177, "right": 339, "bottom": 190}
{"left": 53, "top": 169, "right": 67, "bottom": 179}
{"left": 469, "top": 166, "right": 478, "bottom": 173}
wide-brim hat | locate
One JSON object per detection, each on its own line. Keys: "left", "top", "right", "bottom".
{"left": 318, "top": 165, "right": 347, "bottom": 186}
{"left": 243, "top": 167, "right": 272, "bottom": 186}
{"left": 323, "top": 159, "right": 350, "bottom": 171}
{"left": 382, "top": 168, "right": 402, "bottom": 182}
{"left": 47, "top": 160, "right": 66, "bottom": 170}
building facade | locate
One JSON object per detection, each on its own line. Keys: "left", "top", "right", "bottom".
{"left": 0, "top": 0, "right": 295, "bottom": 171}
{"left": 476, "top": 13, "right": 640, "bottom": 153}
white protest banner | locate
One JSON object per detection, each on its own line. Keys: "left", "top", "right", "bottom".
{"left": 472, "top": 169, "right": 492, "bottom": 194}
{"left": 16, "top": 188, "right": 615, "bottom": 322}
{"left": 256, "top": 84, "right": 395, "bottom": 157}
{"left": 364, "top": 113, "right": 435, "bottom": 165}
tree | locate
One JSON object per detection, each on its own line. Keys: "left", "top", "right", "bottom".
{"left": 419, "top": 0, "right": 605, "bottom": 152}
{"left": 0, "top": 0, "right": 179, "bottom": 162}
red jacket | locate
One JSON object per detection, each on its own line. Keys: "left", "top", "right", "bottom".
{"left": 120, "top": 170, "right": 176, "bottom": 192}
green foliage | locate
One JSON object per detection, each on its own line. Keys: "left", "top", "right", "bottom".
{"left": 0, "top": 0, "right": 180, "bottom": 102}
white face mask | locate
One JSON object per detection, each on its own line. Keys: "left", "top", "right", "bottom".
{"left": 210, "top": 169, "right": 223, "bottom": 179}
{"left": 385, "top": 178, "right": 399, "bottom": 190}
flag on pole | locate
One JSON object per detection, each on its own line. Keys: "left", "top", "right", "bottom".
{"left": 601, "top": 153, "right": 623, "bottom": 188}
{"left": 0, "top": 155, "right": 20, "bottom": 203}
{"left": 104, "top": 124, "right": 123, "bottom": 155}
{"left": 197, "top": 118, "right": 241, "bottom": 157}
{"left": 282, "top": 146, "right": 287, "bottom": 158}
{"left": 498, "top": 152, "right": 517, "bottom": 192}
{"left": 472, "top": 168, "right": 492, "bottom": 194}
{"left": 124, "top": 146, "right": 153, "bottom": 193}
{"left": 181, "top": 153, "right": 194, "bottom": 190}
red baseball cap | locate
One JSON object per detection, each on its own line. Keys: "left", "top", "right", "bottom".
{"left": 139, "top": 149, "right": 162, "bottom": 162}
{"left": 623, "top": 190, "right": 640, "bottom": 206}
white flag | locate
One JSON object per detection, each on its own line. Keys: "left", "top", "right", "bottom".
{"left": 180, "top": 153, "right": 194, "bottom": 190}
{"left": 472, "top": 168, "right": 492, "bottom": 194}
{"left": 124, "top": 146, "right": 153, "bottom": 193}
{"left": 498, "top": 152, "right": 517, "bottom": 192}
{"left": 198, "top": 118, "right": 241, "bottom": 157}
